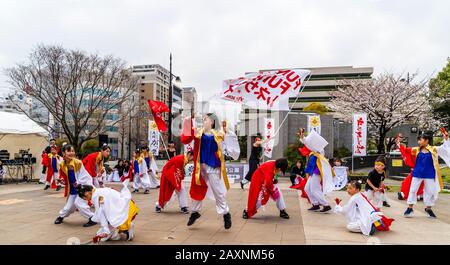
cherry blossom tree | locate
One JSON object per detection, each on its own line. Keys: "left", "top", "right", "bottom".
{"left": 329, "top": 72, "right": 434, "bottom": 154}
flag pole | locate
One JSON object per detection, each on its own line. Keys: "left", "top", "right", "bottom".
{"left": 159, "top": 132, "right": 171, "bottom": 160}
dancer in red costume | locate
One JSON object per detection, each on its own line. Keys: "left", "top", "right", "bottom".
{"left": 155, "top": 151, "right": 194, "bottom": 214}
{"left": 243, "top": 158, "right": 290, "bottom": 219}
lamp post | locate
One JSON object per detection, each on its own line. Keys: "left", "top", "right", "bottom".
{"left": 168, "top": 53, "right": 173, "bottom": 142}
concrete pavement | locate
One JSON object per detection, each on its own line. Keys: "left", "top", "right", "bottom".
{"left": 0, "top": 179, "right": 449, "bottom": 245}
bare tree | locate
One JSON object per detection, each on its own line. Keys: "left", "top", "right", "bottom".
{"left": 5, "top": 44, "right": 138, "bottom": 152}
{"left": 329, "top": 72, "right": 433, "bottom": 154}
{"left": 117, "top": 94, "right": 139, "bottom": 159}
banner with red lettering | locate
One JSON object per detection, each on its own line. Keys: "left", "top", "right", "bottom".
{"left": 222, "top": 69, "right": 311, "bottom": 110}
{"left": 263, "top": 118, "right": 275, "bottom": 158}
{"left": 352, "top": 113, "right": 367, "bottom": 156}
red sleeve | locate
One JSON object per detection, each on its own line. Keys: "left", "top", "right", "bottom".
{"left": 59, "top": 168, "right": 69, "bottom": 197}
{"left": 41, "top": 154, "right": 50, "bottom": 167}
{"left": 82, "top": 153, "right": 97, "bottom": 177}
{"left": 181, "top": 118, "right": 195, "bottom": 144}
{"left": 399, "top": 145, "right": 415, "bottom": 168}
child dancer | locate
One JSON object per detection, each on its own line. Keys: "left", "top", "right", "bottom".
{"left": 334, "top": 180, "right": 394, "bottom": 236}
{"left": 299, "top": 129, "right": 334, "bottom": 213}
{"left": 39, "top": 146, "right": 51, "bottom": 184}
{"left": 364, "top": 156, "right": 390, "bottom": 209}
{"left": 76, "top": 180, "right": 139, "bottom": 243}
{"left": 132, "top": 149, "right": 152, "bottom": 194}
{"left": 82, "top": 144, "right": 111, "bottom": 188}
{"left": 332, "top": 158, "right": 349, "bottom": 191}
{"left": 44, "top": 145, "right": 63, "bottom": 191}
{"left": 243, "top": 158, "right": 290, "bottom": 219}
{"left": 397, "top": 134, "right": 424, "bottom": 201}
{"left": 141, "top": 146, "right": 160, "bottom": 189}
{"left": 181, "top": 114, "right": 240, "bottom": 229}
{"left": 400, "top": 130, "right": 450, "bottom": 218}
{"left": 155, "top": 151, "right": 194, "bottom": 214}
{"left": 54, "top": 144, "right": 96, "bottom": 227}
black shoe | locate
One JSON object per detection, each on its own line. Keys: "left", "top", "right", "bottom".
{"left": 308, "top": 205, "right": 321, "bottom": 211}
{"left": 425, "top": 208, "right": 437, "bottom": 219}
{"left": 369, "top": 224, "right": 376, "bottom": 236}
{"left": 132, "top": 189, "right": 139, "bottom": 193}
{"left": 56, "top": 186, "right": 61, "bottom": 192}
{"left": 280, "top": 210, "right": 290, "bottom": 219}
{"left": 240, "top": 181, "right": 244, "bottom": 190}
{"left": 397, "top": 192, "right": 404, "bottom": 200}
{"left": 44, "top": 185, "right": 50, "bottom": 190}
{"left": 242, "top": 209, "right": 248, "bottom": 219}
{"left": 319, "top": 206, "right": 332, "bottom": 213}
{"left": 155, "top": 205, "right": 161, "bottom": 213}
{"left": 383, "top": 201, "right": 391, "bottom": 208}
{"left": 180, "top": 207, "right": 189, "bottom": 214}
{"left": 83, "top": 218, "right": 97, "bottom": 227}
{"left": 223, "top": 212, "right": 232, "bottom": 229}
{"left": 187, "top": 212, "right": 201, "bottom": 226}
{"left": 144, "top": 189, "right": 150, "bottom": 194}
{"left": 54, "top": 216, "right": 64, "bottom": 224}
{"left": 404, "top": 207, "right": 414, "bottom": 217}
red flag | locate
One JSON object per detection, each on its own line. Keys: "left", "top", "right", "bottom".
{"left": 147, "top": 100, "right": 170, "bottom": 132}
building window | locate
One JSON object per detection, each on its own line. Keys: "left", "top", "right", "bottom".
{"left": 141, "top": 89, "right": 145, "bottom": 93}
{"left": 141, "top": 76, "right": 145, "bottom": 79}
{"left": 141, "top": 83, "right": 145, "bottom": 86}
{"left": 108, "top": 138, "right": 119, "bottom": 144}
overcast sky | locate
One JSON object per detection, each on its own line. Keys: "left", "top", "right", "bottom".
{"left": 1, "top": 0, "right": 449, "bottom": 123}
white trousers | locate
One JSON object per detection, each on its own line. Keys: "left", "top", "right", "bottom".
{"left": 58, "top": 194, "right": 94, "bottom": 219}
{"left": 133, "top": 173, "right": 151, "bottom": 190}
{"left": 148, "top": 170, "right": 160, "bottom": 188}
{"left": 191, "top": 166, "right": 229, "bottom": 215}
{"left": 158, "top": 186, "right": 188, "bottom": 209}
{"left": 347, "top": 221, "right": 363, "bottom": 233}
{"left": 364, "top": 190, "right": 387, "bottom": 209}
{"left": 407, "top": 177, "right": 437, "bottom": 207}
{"left": 305, "top": 174, "right": 329, "bottom": 206}
{"left": 255, "top": 186, "right": 286, "bottom": 211}
{"left": 46, "top": 172, "right": 60, "bottom": 186}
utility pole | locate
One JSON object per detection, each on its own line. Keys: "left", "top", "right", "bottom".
{"left": 128, "top": 95, "right": 133, "bottom": 160}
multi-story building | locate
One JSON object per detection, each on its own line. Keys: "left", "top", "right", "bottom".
{"left": 0, "top": 96, "right": 20, "bottom": 113}
{"left": 182, "top": 87, "right": 197, "bottom": 117}
{"left": 132, "top": 64, "right": 182, "bottom": 147}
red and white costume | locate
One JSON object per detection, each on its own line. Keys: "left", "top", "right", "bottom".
{"left": 246, "top": 160, "right": 286, "bottom": 218}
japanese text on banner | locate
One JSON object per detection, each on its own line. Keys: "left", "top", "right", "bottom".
{"left": 307, "top": 115, "right": 321, "bottom": 135}
{"left": 352, "top": 113, "right": 367, "bottom": 156}
{"left": 222, "top": 69, "right": 311, "bottom": 111}
{"left": 148, "top": 120, "right": 160, "bottom": 156}
{"left": 263, "top": 118, "right": 275, "bottom": 158}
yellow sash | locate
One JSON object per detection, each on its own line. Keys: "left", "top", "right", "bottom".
{"left": 60, "top": 158, "right": 83, "bottom": 176}
{"left": 309, "top": 152, "right": 335, "bottom": 181}
{"left": 412, "top": 146, "right": 443, "bottom": 189}
{"left": 118, "top": 200, "right": 139, "bottom": 232}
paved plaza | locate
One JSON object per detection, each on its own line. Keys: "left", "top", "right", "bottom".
{"left": 1, "top": 178, "right": 449, "bottom": 245}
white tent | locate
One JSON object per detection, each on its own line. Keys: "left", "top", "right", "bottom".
{"left": 0, "top": 111, "right": 49, "bottom": 181}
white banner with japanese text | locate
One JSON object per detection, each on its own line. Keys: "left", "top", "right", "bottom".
{"left": 222, "top": 69, "right": 311, "bottom": 110}
{"left": 352, "top": 113, "right": 367, "bottom": 156}
{"left": 263, "top": 118, "right": 275, "bottom": 158}
{"left": 148, "top": 120, "right": 160, "bottom": 156}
